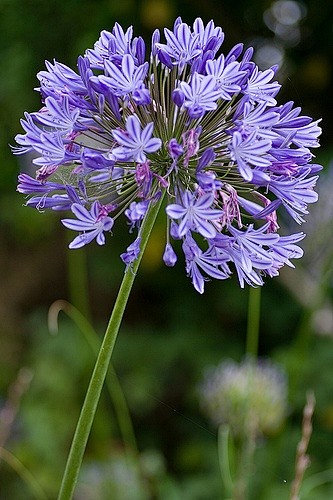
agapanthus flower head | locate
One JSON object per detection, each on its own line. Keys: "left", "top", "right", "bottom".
{"left": 14, "top": 18, "right": 322, "bottom": 292}
{"left": 199, "top": 358, "right": 288, "bottom": 437}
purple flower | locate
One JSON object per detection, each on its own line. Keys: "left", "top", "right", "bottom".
{"left": 32, "top": 132, "right": 80, "bottom": 167}
{"left": 85, "top": 24, "right": 136, "bottom": 68}
{"left": 237, "top": 195, "right": 281, "bottom": 232}
{"left": 196, "top": 147, "right": 215, "bottom": 171}
{"left": 196, "top": 147, "right": 222, "bottom": 191}
{"left": 112, "top": 115, "right": 162, "bottom": 163}
{"left": 37, "top": 60, "right": 87, "bottom": 96}
{"left": 125, "top": 201, "right": 149, "bottom": 229}
{"left": 163, "top": 243, "right": 177, "bottom": 267}
{"left": 234, "top": 102, "right": 280, "bottom": 139}
{"left": 272, "top": 102, "right": 322, "bottom": 149}
{"left": 15, "top": 18, "right": 322, "bottom": 292}
{"left": 14, "top": 113, "right": 45, "bottom": 155}
{"left": 62, "top": 202, "right": 114, "bottom": 248}
{"left": 166, "top": 191, "right": 223, "bottom": 238}
{"left": 17, "top": 173, "right": 63, "bottom": 194}
{"left": 183, "top": 234, "right": 230, "bottom": 293}
{"left": 27, "top": 194, "right": 75, "bottom": 211}
{"left": 228, "top": 131, "right": 272, "bottom": 181}
{"left": 176, "top": 73, "right": 221, "bottom": 118}
{"left": 227, "top": 224, "right": 279, "bottom": 266}
{"left": 33, "top": 96, "right": 80, "bottom": 133}
{"left": 168, "top": 138, "right": 184, "bottom": 161}
{"left": 243, "top": 67, "right": 281, "bottom": 106}
{"left": 92, "top": 54, "right": 149, "bottom": 102}
{"left": 206, "top": 55, "right": 246, "bottom": 100}
{"left": 192, "top": 18, "right": 224, "bottom": 54}
{"left": 120, "top": 237, "right": 141, "bottom": 265}
{"left": 269, "top": 170, "right": 319, "bottom": 223}
{"left": 155, "top": 21, "right": 202, "bottom": 70}
{"left": 266, "top": 233, "right": 305, "bottom": 276}
{"left": 211, "top": 224, "right": 304, "bottom": 287}
{"left": 81, "top": 149, "right": 115, "bottom": 171}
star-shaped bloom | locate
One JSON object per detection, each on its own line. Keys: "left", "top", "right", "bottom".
{"left": 192, "top": 18, "right": 224, "bottom": 54}
{"left": 229, "top": 131, "right": 272, "bottom": 182}
{"left": 85, "top": 24, "right": 136, "bottom": 68}
{"left": 176, "top": 73, "right": 222, "bottom": 118}
{"left": 92, "top": 54, "right": 149, "bottom": 99}
{"left": 156, "top": 20, "right": 202, "bottom": 70}
{"left": 206, "top": 55, "right": 246, "bottom": 100}
{"left": 183, "top": 234, "right": 230, "bottom": 293}
{"left": 234, "top": 102, "right": 280, "bottom": 139}
{"left": 166, "top": 191, "right": 223, "bottom": 238}
{"left": 269, "top": 170, "right": 319, "bottom": 223}
{"left": 33, "top": 96, "right": 80, "bottom": 133}
{"left": 62, "top": 201, "right": 114, "bottom": 248}
{"left": 32, "top": 132, "right": 80, "bottom": 167}
{"left": 112, "top": 115, "right": 162, "bottom": 163}
{"left": 244, "top": 67, "right": 281, "bottom": 106}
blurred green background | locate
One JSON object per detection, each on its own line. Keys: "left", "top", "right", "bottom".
{"left": 1, "top": 0, "right": 333, "bottom": 498}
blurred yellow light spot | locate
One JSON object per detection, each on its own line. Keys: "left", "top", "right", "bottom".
{"left": 321, "top": 404, "right": 333, "bottom": 430}
{"left": 141, "top": 225, "right": 165, "bottom": 269}
{"left": 141, "top": 0, "right": 173, "bottom": 28}
{"left": 301, "top": 55, "right": 331, "bottom": 90}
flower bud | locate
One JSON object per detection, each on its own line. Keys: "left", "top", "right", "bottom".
{"left": 163, "top": 243, "right": 177, "bottom": 267}
{"left": 172, "top": 88, "right": 185, "bottom": 107}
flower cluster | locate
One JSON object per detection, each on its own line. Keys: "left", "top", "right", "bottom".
{"left": 14, "top": 18, "right": 322, "bottom": 292}
{"left": 199, "top": 359, "right": 288, "bottom": 437}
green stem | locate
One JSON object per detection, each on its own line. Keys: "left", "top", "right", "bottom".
{"left": 301, "top": 468, "right": 333, "bottom": 497}
{"left": 246, "top": 287, "right": 261, "bottom": 359}
{"left": 217, "top": 425, "right": 234, "bottom": 498}
{"left": 57, "top": 194, "right": 164, "bottom": 500}
{"left": 49, "top": 300, "right": 138, "bottom": 460}
{"left": 0, "top": 447, "right": 48, "bottom": 500}
{"left": 232, "top": 420, "right": 257, "bottom": 500}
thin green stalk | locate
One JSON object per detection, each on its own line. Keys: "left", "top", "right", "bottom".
{"left": 0, "top": 447, "right": 48, "bottom": 500}
{"left": 300, "top": 468, "right": 333, "bottom": 497}
{"left": 232, "top": 419, "right": 257, "bottom": 500}
{"left": 246, "top": 287, "right": 261, "bottom": 359}
{"left": 48, "top": 300, "right": 138, "bottom": 460}
{"left": 217, "top": 425, "right": 234, "bottom": 498}
{"left": 57, "top": 194, "right": 164, "bottom": 500}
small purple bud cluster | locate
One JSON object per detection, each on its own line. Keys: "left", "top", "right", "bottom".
{"left": 14, "top": 18, "right": 322, "bottom": 293}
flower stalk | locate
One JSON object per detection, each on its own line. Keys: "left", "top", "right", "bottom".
{"left": 48, "top": 300, "right": 138, "bottom": 461}
{"left": 246, "top": 287, "right": 262, "bottom": 358}
{"left": 57, "top": 194, "right": 164, "bottom": 500}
